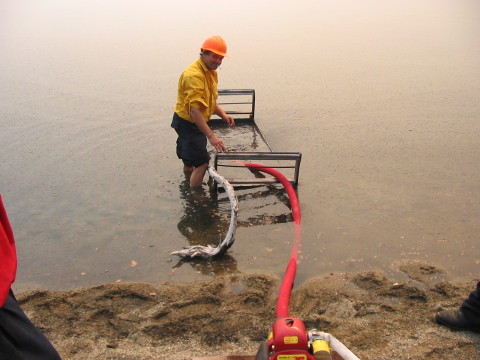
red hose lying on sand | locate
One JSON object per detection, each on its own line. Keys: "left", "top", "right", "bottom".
{"left": 235, "top": 161, "right": 302, "bottom": 318}
{"left": 238, "top": 161, "right": 359, "bottom": 360}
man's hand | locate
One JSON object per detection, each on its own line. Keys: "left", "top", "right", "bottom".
{"left": 223, "top": 115, "right": 235, "bottom": 127}
{"left": 207, "top": 134, "right": 227, "bottom": 152}
{"left": 215, "top": 103, "right": 235, "bottom": 127}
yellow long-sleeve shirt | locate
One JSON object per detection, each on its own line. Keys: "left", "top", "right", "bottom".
{"left": 174, "top": 58, "right": 218, "bottom": 123}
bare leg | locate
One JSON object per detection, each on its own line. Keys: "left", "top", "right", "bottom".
{"left": 189, "top": 163, "right": 208, "bottom": 188}
{"left": 183, "top": 166, "right": 193, "bottom": 182}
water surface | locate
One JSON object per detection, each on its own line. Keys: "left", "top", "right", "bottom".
{"left": 1, "top": 0, "right": 479, "bottom": 291}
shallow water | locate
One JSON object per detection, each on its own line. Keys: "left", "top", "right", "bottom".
{"left": 1, "top": 0, "right": 479, "bottom": 291}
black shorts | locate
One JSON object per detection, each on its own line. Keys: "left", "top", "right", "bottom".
{"left": 171, "top": 113, "right": 210, "bottom": 168}
{"left": 0, "top": 290, "right": 61, "bottom": 359}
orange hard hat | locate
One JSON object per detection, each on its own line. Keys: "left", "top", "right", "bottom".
{"left": 201, "top": 35, "right": 228, "bottom": 57}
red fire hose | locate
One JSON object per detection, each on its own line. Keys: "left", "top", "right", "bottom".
{"left": 237, "top": 162, "right": 355, "bottom": 360}
{"left": 237, "top": 162, "right": 302, "bottom": 318}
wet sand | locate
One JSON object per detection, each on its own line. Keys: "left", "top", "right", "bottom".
{"left": 18, "top": 261, "right": 480, "bottom": 360}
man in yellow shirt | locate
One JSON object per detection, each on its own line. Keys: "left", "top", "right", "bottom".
{"left": 171, "top": 35, "right": 235, "bottom": 188}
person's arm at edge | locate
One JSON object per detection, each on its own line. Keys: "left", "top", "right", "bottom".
{"left": 0, "top": 195, "right": 17, "bottom": 308}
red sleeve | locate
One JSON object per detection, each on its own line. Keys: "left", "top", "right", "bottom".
{"left": 0, "top": 195, "right": 17, "bottom": 307}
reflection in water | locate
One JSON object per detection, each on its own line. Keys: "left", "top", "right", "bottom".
{"left": 173, "top": 178, "right": 238, "bottom": 274}
{"left": 171, "top": 254, "right": 239, "bottom": 276}
{"left": 235, "top": 187, "right": 294, "bottom": 227}
{"left": 176, "top": 179, "right": 230, "bottom": 247}
{"left": 173, "top": 174, "right": 295, "bottom": 274}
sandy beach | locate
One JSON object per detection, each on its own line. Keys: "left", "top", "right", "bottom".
{"left": 18, "top": 261, "right": 480, "bottom": 360}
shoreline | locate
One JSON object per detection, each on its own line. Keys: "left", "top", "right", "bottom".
{"left": 17, "top": 260, "right": 480, "bottom": 360}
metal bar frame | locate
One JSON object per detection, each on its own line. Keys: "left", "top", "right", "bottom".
{"left": 214, "top": 151, "right": 302, "bottom": 189}
{"left": 210, "top": 89, "right": 301, "bottom": 191}
{"left": 215, "top": 89, "right": 255, "bottom": 121}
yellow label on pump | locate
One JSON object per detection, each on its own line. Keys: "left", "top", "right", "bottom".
{"left": 312, "top": 339, "right": 330, "bottom": 353}
{"left": 283, "top": 336, "right": 299, "bottom": 344}
{"left": 278, "top": 355, "right": 307, "bottom": 360}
